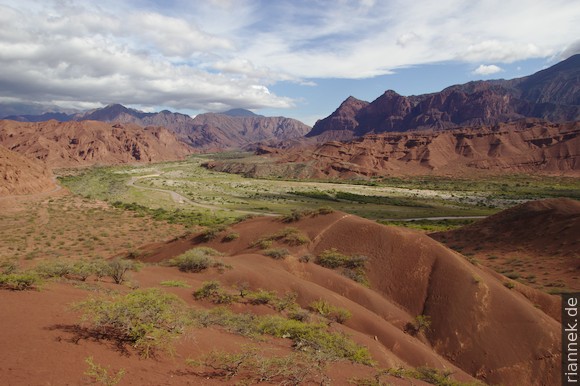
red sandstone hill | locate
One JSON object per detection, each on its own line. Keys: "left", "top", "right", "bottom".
{"left": 0, "top": 145, "right": 56, "bottom": 196}
{"left": 431, "top": 198, "right": 580, "bottom": 291}
{"left": 138, "top": 211, "right": 562, "bottom": 386}
{"left": 206, "top": 120, "right": 580, "bottom": 178}
{"left": 306, "top": 54, "right": 580, "bottom": 141}
{"left": 0, "top": 120, "right": 193, "bottom": 168}
{"left": 5, "top": 105, "right": 311, "bottom": 151}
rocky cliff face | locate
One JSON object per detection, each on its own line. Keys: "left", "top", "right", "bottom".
{"left": 0, "top": 145, "right": 55, "bottom": 196}
{"left": 307, "top": 55, "right": 580, "bottom": 140}
{"left": 208, "top": 120, "right": 579, "bottom": 178}
{"left": 0, "top": 120, "right": 193, "bottom": 168}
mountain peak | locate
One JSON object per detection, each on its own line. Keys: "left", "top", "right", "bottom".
{"left": 221, "top": 108, "right": 259, "bottom": 117}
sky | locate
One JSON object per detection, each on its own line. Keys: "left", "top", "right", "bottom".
{"left": 0, "top": 0, "right": 579, "bottom": 126}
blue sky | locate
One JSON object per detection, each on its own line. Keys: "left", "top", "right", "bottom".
{"left": 0, "top": 0, "right": 579, "bottom": 125}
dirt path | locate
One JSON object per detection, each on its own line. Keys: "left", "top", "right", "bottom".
{"left": 127, "top": 174, "right": 275, "bottom": 216}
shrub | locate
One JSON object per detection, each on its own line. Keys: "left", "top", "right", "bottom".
{"left": 317, "top": 206, "right": 335, "bottom": 215}
{"left": 193, "top": 281, "right": 235, "bottom": 304}
{"left": 281, "top": 209, "right": 304, "bottom": 223}
{"left": 407, "top": 315, "right": 431, "bottom": 335}
{"left": 504, "top": 281, "right": 515, "bottom": 289}
{"left": 0, "top": 272, "right": 41, "bottom": 291}
{"left": 201, "top": 225, "right": 228, "bottom": 241}
{"left": 160, "top": 280, "right": 190, "bottom": 288}
{"left": 35, "top": 259, "right": 72, "bottom": 278}
{"left": 84, "top": 356, "right": 125, "bottom": 386}
{"left": 251, "top": 227, "right": 310, "bottom": 249}
{"left": 0, "top": 258, "right": 17, "bottom": 274}
{"left": 107, "top": 259, "right": 141, "bottom": 285}
{"left": 168, "top": 247, "right": 223, "bottom": 273}
{"left": 188, "top": 348, "right": 328, "bottom": 384}
{"left": 263, "top": 248, "right": 290, "bottom": 260}
{"left": 299, "top": 254, "right": 312, "bottom": 263}
{"left": 76, "top": 288, "right": 190, "bottom": 358}
{"left": 246, "top": 289, "right": 277, "bottom": 305}
{"left": 222, "top": 232, "right": 240, "bottom": 242}
{"left": 315, "top": 249, "right": 369, "bottom": 285}
{"left": 309, "top": 299, "right": 352, "bottom": 324}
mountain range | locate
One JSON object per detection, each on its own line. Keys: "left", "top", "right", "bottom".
{"left": 307, "top": 54, "right": 580, "bottom": 140}
{"left": 4, "top": 106, "right": 311, "bottom": 151}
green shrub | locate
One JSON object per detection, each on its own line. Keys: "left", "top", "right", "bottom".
{"left": 263, "top": 248, "right": 290, "bottom": 259}
{"left": 201, "top": 225, "right": 228, "bottom": 241}
{"left": 315, "top": 249, "right": 369, "bottom": 284}
{"left": 504, "top": 281, "right": 515, "bottom": 289}
{"left": 168, "top": 247, "right": 224, "bottom": 273}
{"left": 0, "top": 272, "right": 41, "bottom": 291}
{"left": 76, "top": 288, "right": 190, "bottom": 358}
{"left": 0, "top": 258, "right": 17, "bottom": 274}
{"left": 191, "top": 308, "right": 372, "bottom": 364}
{"left": 281, "top": 209, "right": 305, "bottom": 223}
{"left": 309, "top": 299, "right": 352, "bottom": 324}
{"left": 160, "top": 280, "right": 190, "bottom": 288}
{"left": 84, "top": 356, "right": 125, "bottom": 386}
{"left": 35, "top": 259, "right": 73, "bottom": 278}
{"left": 106, "top": 259, "right": 141, "bottom": 285}
{"left": 188, "top": 348, "right": 328, "bottom": 384}
{"left": 222, "top": 232, "right": 240, "bottom": 242}
{"left": 251, "top": 227, "right": 310, "bottom": 249}
{"left": 193, "top": 281, "right": 235, "bottom": 304}
{"left": 246, "top": 289, "right": 277, "bottom": 305}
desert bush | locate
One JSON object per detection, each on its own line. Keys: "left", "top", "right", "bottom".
{"left": 246, "top": 289, "right": 277, "bottom": 305}
{"left": 274, "top": 292, "right": 299, "bottom": 312}
{"left": 160, "top": 280, "right": 190, "bottom": 288}
{"left": 299, "top": 254, "right": 312, "bottom": 263}
{"left": 350, "top": 366, "right": 479, "bottom": 386}
{"left": 193, "top": 281, "right": 235, "bottom": 304}
{"left": 76, "top": 288, "right": 190, "bottom": 358}
{"left": 315, "top": 249, "right": 369, "bottom": 285}
{"left": 263, "top": 248, "right": 290, "bottom": 260}
{"left": 34, "top": 259, "right": 73, "bottom": 278}
{"left": 407, "top": 315, "right": 431, "bottom": 335}
{"left": 84, "top": 356, "right": 125, "bottom": 386}
{"left": 256, "top": 315, "right": 372, "bottom": 364}
{"left": 222, "top": 232, "right": 240, "bottom": 242}
{"left": 169, "top": 247, "right": 225, "bottom": 273}
{"left": 504, "top": 281, "right": 515, "bottom": 289}
{"left": 106, "top": 258, "right": 141, "bottom": 285}
{"left": 201, "top": 225, "right": 228, "bottom": 241}
{"left": 316, "top": 206, "right": 335, "bottom": 215}
{"left": 0, "top": 258, "right": 17, "bottom": 274}
{"left": 188, "top": 348, "right": 328, "bottom": 384}
{"left": 190, "top": 308, "right": 372, "bottom": 364}
{"left": 309, "top": 299, "right": 352, "bottom": 324}
{"left": 0, "top": 272, "right": 41, "bottom": 291}
{"left": 281, "top": 209, "right": 305, "bottom": 223}
{"left": 251, "top": 227, "right": 310, "bottom": 249}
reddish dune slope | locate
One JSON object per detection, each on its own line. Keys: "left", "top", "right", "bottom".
{"left": 142, "top": 211, "right": 562, "bottom": 386}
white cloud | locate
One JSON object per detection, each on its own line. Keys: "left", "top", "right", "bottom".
{"left": 472, "top": 64, "right": 503, "bottom": 76}
{"left": 1, "top": 0, "right": 580, "bottom": 114}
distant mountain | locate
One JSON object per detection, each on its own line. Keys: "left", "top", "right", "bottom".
{"left": 221, "top": 108, "right": 260, "bottom": 117}
{"left": 307, "top": 54, "right": 580, "bottom": 140}
{"left": 3, "top": 104, "right": 310, "bottom": 150}
{"left": 0, "top": 120, "right": 193, "bottom": 168}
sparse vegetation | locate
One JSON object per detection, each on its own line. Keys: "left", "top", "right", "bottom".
{"left": 160, "top": 280, "right": 190, "bottom": 288}
{"left": 190, "top": 307, "right": 373, "bottom": 364}
{"left": 84, "top": 357, "right": 125, "bottom": 386}
{"left": 315, "top": 249, "right": 369, "bottom": 285}
{"left": 76, "top": 288, "right": 190, "bottom": 358}
{"left": 250, "top": 227, "right": 310, "bottom": 249}
{"left": 350, "top": 366, "right": 483, "bottom": 386}
{"left": 188, "top": 347, "right": 329, "bottom": 384}
{"left": 263, "top": 248, "right": 290, "bottom": 259}
{"left": 168, "top": 247, "right": 224, "bottom": 272}
{"left": 309, "top": 299, "right": 352, "bottom": 324}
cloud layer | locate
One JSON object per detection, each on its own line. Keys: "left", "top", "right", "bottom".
{"left": 1, "top": 0, "right": 579, "bottom": 113}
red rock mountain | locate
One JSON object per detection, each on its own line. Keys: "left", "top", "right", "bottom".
{"left": 0, "top": 145, "right": 56, "bottom": 196}
{"left": 5, "top": 106, "right": 311, "bottom": 150}
{"left": 0, "top": 120, "right": 193, "bottom": 168}
{"left": 206, "top": 120, "right": 580, "bottom": 178}
{"left": 307, "top": 54, "right": 580, "bottom": 140}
